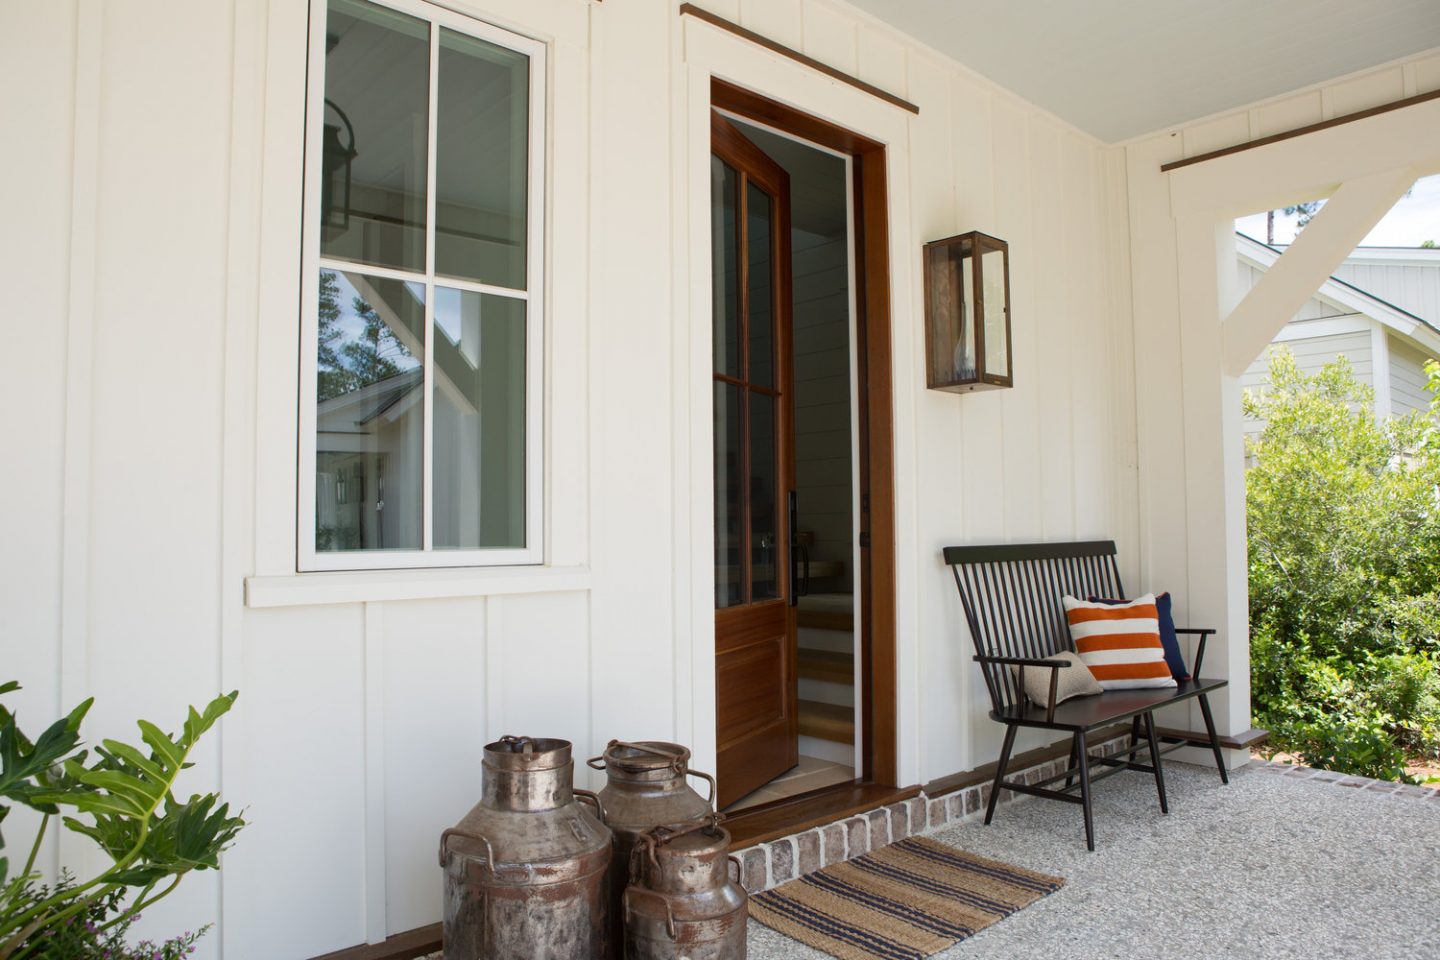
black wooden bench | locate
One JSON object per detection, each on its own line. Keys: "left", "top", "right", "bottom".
{"left": 943, "top": 540, "right": 1229, "bottom": 850}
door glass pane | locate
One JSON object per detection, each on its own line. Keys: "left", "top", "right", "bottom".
{"left": 981, "top": 247, "right": 1009, "bottom": 378}
{"left": 436, "top": 29, "right": 529, "bottom": 289}
{"left": 749, "top": 390, "right": 778, "bottom": 601}
{"left": 432, "top": 288, "right": 526, "bottom": 549}
{"left": 746, "top": 183, "right": 774, "bottom": 387}
{"left": 714, "top": 383, "right": 743, "bottom": 608}
{"left": 321, "top": 0, "right": 429, "bottom": 273}
{"left": 315, "top": 269, "right": 425, "bottom": 552}
{"left": 712, "top": 158, "right": 740, "bottom": 378}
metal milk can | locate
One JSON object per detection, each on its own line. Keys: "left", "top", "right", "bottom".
{"left": 587, "top": 740, "right": 716, "bottom": 948}
{"left": 624, "top": 816, "right": 748, "bottom": 960}
{"left": 440, "top": 736, "right": 612, "bottom": 960}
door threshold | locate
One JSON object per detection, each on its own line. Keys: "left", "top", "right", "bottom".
{"left": 724, "top": 780, "right": 920, "bottom": 848}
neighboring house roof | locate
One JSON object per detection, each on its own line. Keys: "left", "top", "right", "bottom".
{"left": 1235, "top": 232, "right": 1440, "bottom": 355}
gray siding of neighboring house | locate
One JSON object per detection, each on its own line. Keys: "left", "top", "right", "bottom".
{"left": 1242, "top": 329, "right": 1373, "bottom": 442}
{"left": 1333, "top": 261, "right": 1440, "bottom": 324}
{"left": 1390, "top": 337, "right": 1434, "bottom": 417}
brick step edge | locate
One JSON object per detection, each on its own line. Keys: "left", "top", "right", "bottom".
{"left": 731, "top": 733, "right": 1133, "bottom": 894}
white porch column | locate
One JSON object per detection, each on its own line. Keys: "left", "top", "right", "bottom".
{"left": 1173, "top": 216, "right": 1251, "bottom": 736}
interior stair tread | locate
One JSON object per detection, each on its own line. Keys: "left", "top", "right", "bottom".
{"left": 797, "top": 648, "right": 854, "bottom": 684}
{"left": 798, "top": 699, "right": 855, "bottom": 744}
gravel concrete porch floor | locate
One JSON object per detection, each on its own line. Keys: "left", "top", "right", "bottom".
{"left": 747, "top": 761, "right": 1440, "bottom": 960}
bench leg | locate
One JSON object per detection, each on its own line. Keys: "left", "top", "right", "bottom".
{"left": 1129, "top": 714, "right": 1142, "bottom": 755}
{"left": 1197, "top": 692, "right": 1230, "bottom": 785}
{"left": 1065, "top": 734, "right": 1079, "bottom": 790}
{"left": 984, "top": 724, "right": 1018, "bottom": 826}
{"left": 1143, "top": 711, "right": 1169, "bottom": 814}
{"left": 1074, "top": 731, "right": 1094, "bottom": 851}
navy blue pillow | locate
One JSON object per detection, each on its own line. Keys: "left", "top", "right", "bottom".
{"left": 1088, "top": 592, "right": 1190, "bottom": 681}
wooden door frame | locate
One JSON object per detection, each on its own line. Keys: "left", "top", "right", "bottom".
{"left": 712, "top": 77, "right": 898, "bottom": 792}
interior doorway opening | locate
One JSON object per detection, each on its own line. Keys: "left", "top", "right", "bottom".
{"left": 718, "top": 117, "right": 861, "bottom": 812}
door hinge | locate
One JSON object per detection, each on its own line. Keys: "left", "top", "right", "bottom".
{"left": 858, "top": 531, "right": 871, "bottom": 548}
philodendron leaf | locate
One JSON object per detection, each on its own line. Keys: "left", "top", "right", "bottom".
{"left": 0, "top": 691, "right": 93, "bottom": 805}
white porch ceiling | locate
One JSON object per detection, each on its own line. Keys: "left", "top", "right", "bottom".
{"left": 844, "top": 0, "right": 1440, "bottom": 143}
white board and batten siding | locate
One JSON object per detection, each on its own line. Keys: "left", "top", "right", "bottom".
{"left": 5, "top": 0, "right": 1137, "bottom": 955}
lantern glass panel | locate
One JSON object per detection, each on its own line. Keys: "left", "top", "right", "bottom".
{"left": 925, "top": 239, "right": 978, "bottom": 388}
{"left": 981, "top": 246, "right": 1009, "bottom": 380}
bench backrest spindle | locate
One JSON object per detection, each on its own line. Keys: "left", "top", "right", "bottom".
{"left": 944, "top": 541, "right": 1124, "bottom": 716}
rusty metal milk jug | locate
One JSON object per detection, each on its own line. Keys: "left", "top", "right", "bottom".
{"left": 587, "top": 740, "right": 715, "bottom": 948}
{"left": 624, "top": 817, "right": 748, "bottom": 960}
{"left": 440, "top": 736, "right": 611, "bottom": 960}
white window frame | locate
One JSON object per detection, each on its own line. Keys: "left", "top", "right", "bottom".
{"left": 298, "top": 0, "right": 546, "bottom": 571}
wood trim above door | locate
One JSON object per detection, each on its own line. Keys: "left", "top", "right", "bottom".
{"left": 711, "top": 78, "right": 899, "bottom": 793}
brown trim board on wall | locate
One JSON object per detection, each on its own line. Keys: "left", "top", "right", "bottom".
{"left": 679, "top": 4, "right": 919, "bottom": 115}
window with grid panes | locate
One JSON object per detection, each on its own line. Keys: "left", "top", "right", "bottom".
{"left": 299, "top": 0, "right": 544, "bottom": 570}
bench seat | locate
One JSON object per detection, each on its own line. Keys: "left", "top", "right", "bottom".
{"left": 994, "top": 677, "right": 1227, "bottom": 732}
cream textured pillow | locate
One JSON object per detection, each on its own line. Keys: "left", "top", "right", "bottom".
{"left": 1011, "top": 651, "right": 1102, "bottom": 709}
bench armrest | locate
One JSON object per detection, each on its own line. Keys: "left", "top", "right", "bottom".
{"left": 974, "top": 655, "right": 1069, "bottom": 722}
{"left": 1174, "top": 628, "right": 1216, "bottom": 677}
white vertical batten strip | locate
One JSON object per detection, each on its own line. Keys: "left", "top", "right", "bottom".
{"left": 58, "top": 0, "right": 103, "bottom": 877}
{"left": 485, "top": 596, "right": 504, "bottom": 741}
{"left": 1370, "top": 321, "right": 1393, "bottom": 420}
{"left": 219, "top": 0, "right": 266, "bottom": 952}
{"left": 422, "top": 23, "right": 438, "bottom": 553}
{"left": 362, "top": 602, "right": 388, "bottom": 943}
{"left": 668, "top": 0, "right": 692, "bottom": 751}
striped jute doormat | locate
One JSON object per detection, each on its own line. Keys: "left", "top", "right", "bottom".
{"left": 749, "top": 837, "right": 1064, "bottom": 960}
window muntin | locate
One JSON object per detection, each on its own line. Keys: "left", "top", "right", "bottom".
{"left": 300, "top": 0, "right": 544, "bottom": 570}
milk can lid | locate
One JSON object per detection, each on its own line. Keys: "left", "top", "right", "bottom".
{"left": 603, "top": 739, "right": 691, "bottom": 773}
{"left": 483, "top": 735, "right": 572, "bottom": 771}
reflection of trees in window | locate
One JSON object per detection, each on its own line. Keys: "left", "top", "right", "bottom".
{"left": 317, "top": 269, "right": 415, "bottom": 402}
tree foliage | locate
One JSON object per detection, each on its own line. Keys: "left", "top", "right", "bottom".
{"left": 316, "top": 270, "right": 414, "bottom": 403}
{"left": 1245, "top": 348, "right": 1440, "bottom": 781}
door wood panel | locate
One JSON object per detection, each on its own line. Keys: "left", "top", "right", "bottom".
{"left": 712, "top": 110, "right": 797, "bottom": 809}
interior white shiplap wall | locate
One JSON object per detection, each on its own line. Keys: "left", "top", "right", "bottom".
{"left": 0, "top": 0, "right": 1138, "bottom": 956}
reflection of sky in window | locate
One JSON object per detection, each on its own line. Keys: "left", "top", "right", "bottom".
{"left": 434, "top": 286, "right": 462, "bottom": 345}
{"left": 325, "top": 270, "right": 423, "bottom": 372}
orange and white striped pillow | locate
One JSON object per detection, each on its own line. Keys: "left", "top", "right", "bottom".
{"left": 1062, "top": 594, "right": 1177, "bottom": 690}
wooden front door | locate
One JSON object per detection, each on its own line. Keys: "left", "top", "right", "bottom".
{"left": 711, "top": 112, "right": 797, "bottom": 808}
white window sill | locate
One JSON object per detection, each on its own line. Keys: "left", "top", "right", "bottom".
{"left": 244, "top": 565, "right": 591, "bottom": 608}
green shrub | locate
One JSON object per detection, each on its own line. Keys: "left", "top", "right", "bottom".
{"left": 1245, "top": 348, "right": 1440, "bottom": 781}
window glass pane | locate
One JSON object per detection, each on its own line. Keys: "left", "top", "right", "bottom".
{"left": 321, "top": 0, "right": 429, "bottom": 273}
{"left": 746, "top": 183, "right": 774, "bottom": 388}
{"left": 712, "top": 158, "right": 740, "bottom": 379}
{"left": 749, "top": 390, "right": 778, "bottom": 601}
{"left": 436, "top": 29, "right": 529, "bottom": 289}
{"left": 714, "top": 382, "right": 743, "bottom": 608}
{"left": 432, "top": 288, "right": 527, "bottom": 549}
{"left": 316, "top": 269, "right": 425, "bottom": 552}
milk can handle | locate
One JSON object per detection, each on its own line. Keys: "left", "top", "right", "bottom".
{"left": 587, "top": 739, "right": 687, "bottom": 771}
{"left": 686, "top": 769, "right": 717, "bottom": 808}
{"left": 438, "top": 827, "right": 536, "bottom": 883}
{"left": 574, "top": 788, "right": 607, "bottom": 823}
{"left": 624, "top": 886, "right": 678, "bottom": 940}
{"left": 728, "top": 854, "right": 743, "bottom": 885}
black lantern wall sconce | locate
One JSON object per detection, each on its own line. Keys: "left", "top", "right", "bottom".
{"left": 923, "top": 231, "right": 1013, "bottom": 392}
{"left": 321, "top": 98, "right": 358, "bottom": 238}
